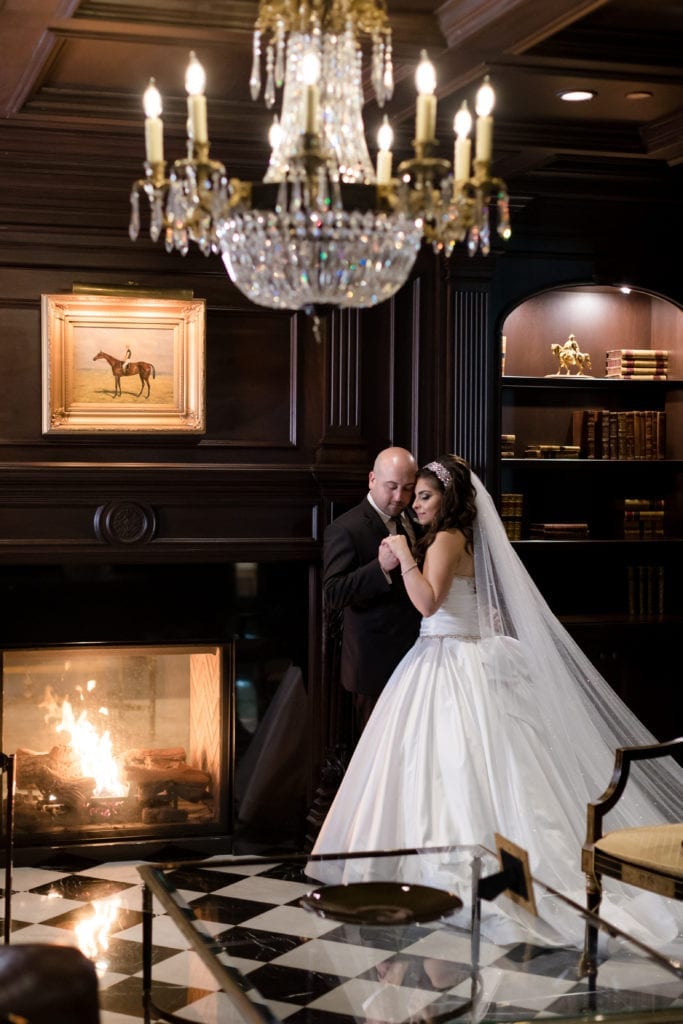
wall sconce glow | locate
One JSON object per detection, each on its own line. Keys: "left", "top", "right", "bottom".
{"left": 558, "top": 89, "right": 596, "bottom": 102}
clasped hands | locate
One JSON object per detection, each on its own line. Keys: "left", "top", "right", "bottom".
{"left": 379, "top": 533, "right": 411, "bottom": 573}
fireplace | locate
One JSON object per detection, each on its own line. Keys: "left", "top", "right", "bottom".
{"left": 3, "top": 644, "right": 230, "bottom": 849}
{"left": 0, "top": 560, "right": 313, "bottom": 862}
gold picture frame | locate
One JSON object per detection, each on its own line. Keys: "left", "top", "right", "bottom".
{"left": 41, "top": 292, "right": 206, "bottom": 434}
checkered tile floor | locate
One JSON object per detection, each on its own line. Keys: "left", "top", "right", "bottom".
{"left": 2, "top": 852, "right": 682, "bottom": 1024}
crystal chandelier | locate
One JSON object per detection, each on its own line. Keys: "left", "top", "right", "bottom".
{"left": 129, "top": 1, "right": 511, "bottom": 317}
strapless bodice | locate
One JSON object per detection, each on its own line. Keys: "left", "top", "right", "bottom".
{"left": 419, "top": 575, "right": 480, "bottom": 638}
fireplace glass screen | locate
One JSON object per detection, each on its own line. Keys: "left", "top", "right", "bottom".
{"left": 1, "top": 644, "right": 230, "bottom": 848}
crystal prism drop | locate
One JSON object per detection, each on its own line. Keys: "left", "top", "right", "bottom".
{"left": 129, "top": 189, "right": 140, "bottom": 241}
{"left": 150, "top": 194, "right": 163, "bottom": 242}
{"left": 275, "top": 20, "right": 285, "bottom": 87}
{"left": 250, "top": 30, "right": 261, "bottom": 101}
{"left": 372, "top": 36, "right": 383, "bottom": 104}
{"left": 383, "top": 39, "right": 394, "bottom": 101}
{"left": 264, "top": 44, "right": 276, "bottom": 108}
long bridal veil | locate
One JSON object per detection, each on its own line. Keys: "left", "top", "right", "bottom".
{"left": 471, "top": 470, "right": 682, "bottom": 828}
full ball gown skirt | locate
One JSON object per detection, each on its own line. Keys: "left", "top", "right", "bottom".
{"left": 310, "top": 577, "right": 681, "bottom": 950}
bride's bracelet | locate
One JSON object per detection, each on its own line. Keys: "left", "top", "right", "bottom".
{"left": 401, "top": 563, "right": 418, "bottom": 577}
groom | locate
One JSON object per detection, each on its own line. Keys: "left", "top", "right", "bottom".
{"left": 323, "top": 446, "right": 422, "bottom": 741}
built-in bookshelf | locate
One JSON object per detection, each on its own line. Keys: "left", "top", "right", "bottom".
{"left": 497, "top": 285, "right": 683, "bottom": 739}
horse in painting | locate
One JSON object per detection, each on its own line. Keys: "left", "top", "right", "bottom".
{"left": 93, "top": 350, "right": 156, "bottom": 397}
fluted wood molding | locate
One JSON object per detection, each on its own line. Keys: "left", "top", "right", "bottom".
{"left": 316, "top": 309, "right": 367, "bottom": 462}
{"left": 450, "top": 283, "right": 493, "bottom": 478}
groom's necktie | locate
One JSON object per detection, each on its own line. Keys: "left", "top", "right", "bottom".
{"left": 391, "top": 514, "right": 415, "bottom": 549}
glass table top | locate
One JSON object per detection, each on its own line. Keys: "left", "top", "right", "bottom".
{"left": 138, "top": 844, "right": 683, "bottom": 1024}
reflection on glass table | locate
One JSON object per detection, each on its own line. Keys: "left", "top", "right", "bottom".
{"left": 139, "top": 845, "right": 682, "bottom": 1024}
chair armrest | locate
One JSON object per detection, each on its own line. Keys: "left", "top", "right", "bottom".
{"left": 585, "top": 737, "right": 683, "bottom": 844}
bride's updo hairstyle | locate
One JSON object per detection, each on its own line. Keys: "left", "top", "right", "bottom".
{"left": 414, "top": 454, "right": 477, "bottom": 562}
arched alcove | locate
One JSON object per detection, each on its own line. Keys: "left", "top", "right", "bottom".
{"left": 501, "top": 284, "right": 683, "bottom": 381}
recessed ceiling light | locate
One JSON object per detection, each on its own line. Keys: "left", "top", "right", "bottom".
{"left": 557, "top": 89, "right": 596, "bottom": 102}
{"left": 626, "top": 90, "right": 653, "bottom": 101}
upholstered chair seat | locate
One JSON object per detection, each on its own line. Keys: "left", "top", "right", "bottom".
{"left": 593, "top": 821, "right": 683, "bottom": 895}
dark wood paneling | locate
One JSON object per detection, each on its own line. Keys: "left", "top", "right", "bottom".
{"left": 205, "top": 309, "right": 298, "bottom": 446}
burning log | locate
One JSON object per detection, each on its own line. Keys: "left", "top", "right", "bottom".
{"left": 126, "top": 765, "right": 210, "bottom": 802}
{"left": 123, "top": 749, "right": 210, "bottom": 803}
{"left": 16, "top": 747, "right": 96, "bottom": 809}
{"left": 121, "top": 747, "right": 187, "bottom": 771}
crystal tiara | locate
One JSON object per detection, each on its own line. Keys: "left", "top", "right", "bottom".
{"left": 424, "top": 461, "right": 452, "bottom": 487}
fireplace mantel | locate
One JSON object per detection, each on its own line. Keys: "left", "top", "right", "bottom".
{"left": 0, "top": 461, "right": 325, "bottom": 564}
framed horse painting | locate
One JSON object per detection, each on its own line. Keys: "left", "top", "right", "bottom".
{"left": 41, "top": 291, "right": 206, "bottom": 434}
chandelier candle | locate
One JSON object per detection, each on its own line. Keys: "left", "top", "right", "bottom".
{"left": 453, "top": 101, "right": 472, "bottom": 183}
{"left": 415, "top": 51, "right": 437, "bottom": 143}
{"left": 185, "top": 52, "right": 208, "bottom": 145}
{"left": 143, "top": 79, "right": 164, "bottom": 164}
{"left": 376, "top": 116, "right": 394, "bottom": 184}
{"left": 475, "top": 76, "right": 494, "bottom": 162}
{"left": 301, "top": 51, "right": 321, "bottom": 135}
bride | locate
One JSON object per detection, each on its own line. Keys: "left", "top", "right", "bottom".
{"left": 309, "top": 454, "right": 682, "bottom": 949}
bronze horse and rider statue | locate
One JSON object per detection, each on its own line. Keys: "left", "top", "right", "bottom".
{"left": 550, "top": 333, "right": 592, "bottom": 376}
{"left": 93, "top": 350, "right": 156, "bottom": 397}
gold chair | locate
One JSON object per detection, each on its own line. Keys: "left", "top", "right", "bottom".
{"left": 581, "top": 737, "right": 683, "bottom": 974}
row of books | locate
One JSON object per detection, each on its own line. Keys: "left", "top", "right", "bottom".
{"left": 529, "top": 522, "right": 589, "bottom": 538}
{"left": 618, "top": 497, "right": 665, "bottom": 538}
{"left": 500, "top": 492, "right": 523, "bottom": 540}
{"left": 500, "top": 494, "right": 667, "bottom": 541}
{"left": 569, "top": 409, "right": 666, "bottom": 459}
{"left": 605, "top": 348, "right": 669, "bottom": 380}
{"left": 627, "top": 564, "right": 665, "bottom": 616}
{"left": 524, "top": 444, "right": 580, "bottom": 459}
{"left": 501, "top": 436, "right": 583, "bottom": 458}
{"left": 501, "top": 433, "right": 516, "bottom": 457}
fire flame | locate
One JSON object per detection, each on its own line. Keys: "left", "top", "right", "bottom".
{"left": 41, "top": 681, "right": 129, "bottom": 797}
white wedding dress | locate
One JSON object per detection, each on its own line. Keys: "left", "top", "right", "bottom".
{"left": 313, "top": 575, "right": 588, "bottom": 860}
{"left": 310, "top": 474, "right": 683, "bottom": 952}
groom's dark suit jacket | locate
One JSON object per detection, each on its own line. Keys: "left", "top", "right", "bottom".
{"left": 323, "top": 497, "right": 421, "bottom": 698}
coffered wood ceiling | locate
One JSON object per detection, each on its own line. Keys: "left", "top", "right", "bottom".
{"left": 1, "top": 0, "right": 681, "bottom": 239}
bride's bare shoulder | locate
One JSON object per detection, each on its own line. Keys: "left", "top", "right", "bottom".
{"left": 433, "top": 528, "right": 466, "bottom": 548}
